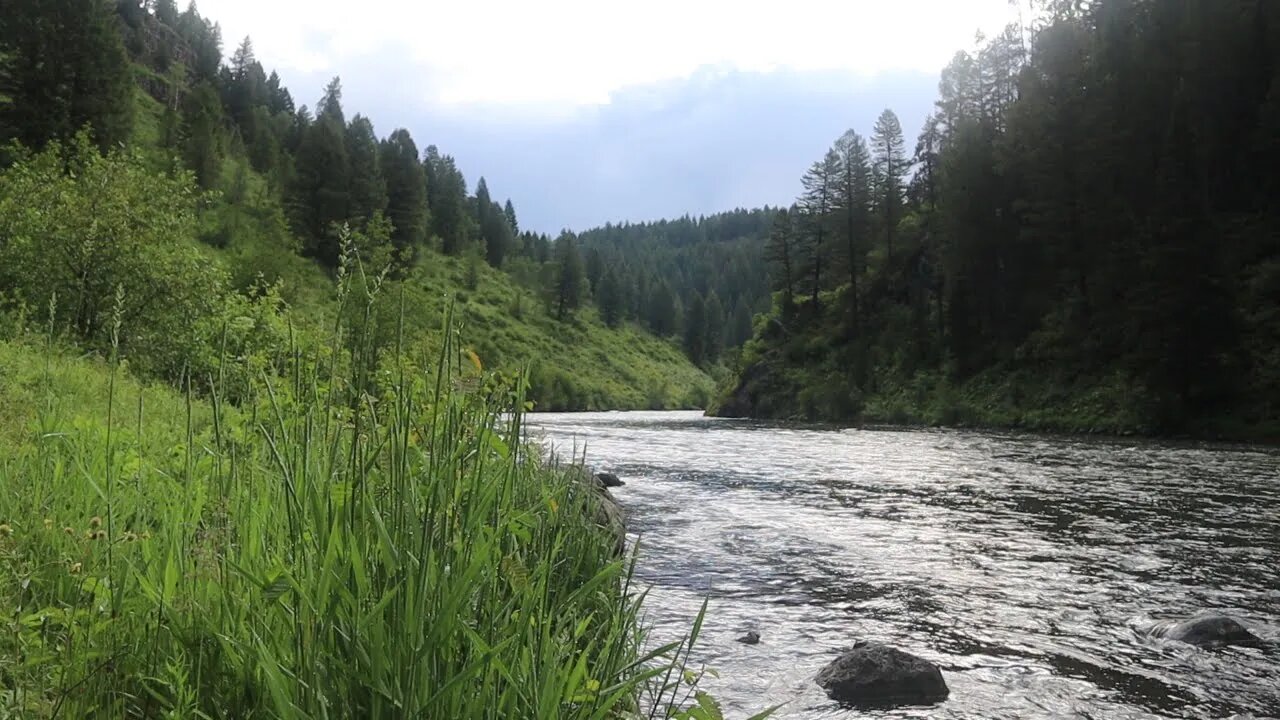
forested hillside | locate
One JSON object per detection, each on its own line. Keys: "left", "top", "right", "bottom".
{"left": 715, "top": 0, "right": 1280, "bottom": 438}
{"left": 575, "top": 209, "right": 775, "bottom": 365}
{"left": 0, "top": 0, "right": 711, "bottom": 410}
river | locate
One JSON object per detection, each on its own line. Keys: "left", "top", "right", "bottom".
{"left": 526, "top": 411, "right": 1280, "bottom": 719}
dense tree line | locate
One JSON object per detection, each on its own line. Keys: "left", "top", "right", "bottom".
{"left": 723, "top": 0, "right": 1280, "bottom": 434}
{"left": 574, "top": 209, "right": 775, "bottom": 364}
{"left": 0, "top": 0, "right": 532, "bottom": 278}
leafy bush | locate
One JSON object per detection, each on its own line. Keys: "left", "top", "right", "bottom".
{"left": 0, "top": 133, "right": 222, "bottom": 381}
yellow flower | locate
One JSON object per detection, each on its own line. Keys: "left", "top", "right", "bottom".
{"left": 64, "top": 527, "right": 76, "bottom": 536}
{"left": 122, "top": 531, "right": 138, "bottom": 543}
{"left": 43, "top": 518, "right": 53, "bottom": 530}
{"left": 88, "top": 516, "right": 102, "bottom": 530}
{"left": 0, "top": 523, "right": 12, "bottom": 537}
{"left": 69, "top": 562, "right": 82, "bottom": 575}
{"left": 91, "top": 530, "right": 107, "bottom": 541}
{"left": 140, "top": 531, "right": 152, "bottom": 541}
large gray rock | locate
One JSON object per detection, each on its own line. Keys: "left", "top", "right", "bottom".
{"left": 1150, "top": 615, "right": 1264, "bottom": 649}
{"left": 815, "top": 642, "right": 949, "bottom": 707}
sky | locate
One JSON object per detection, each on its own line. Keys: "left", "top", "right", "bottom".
{"left": 200, "top": 0, "right": 1023, "bottom": 233}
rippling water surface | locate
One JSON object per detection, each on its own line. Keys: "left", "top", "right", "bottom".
{"left": 526, "top": 411, "right": 1280, "bottom": 719}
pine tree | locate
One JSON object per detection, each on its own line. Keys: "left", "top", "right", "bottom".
{"left": 380, "top": 128, "right": 429, "bottom": 266}
{"left": 765, "top": 208, "right": 798, "bottom": 314}
{"left": 182, "top": 81, "right": 224, "bottom": 190}
{"left": 835, "top": 130, "right": 872, "bottom": 330}
{"left": 317, "top": 76, "right": 345, "bottom": 125}
{"left": 799, "top": 151, "right": 840, "bottom": 307}
{"left": 647, "top": 281, "right": 678, "bottom": 336}
{"left": 599, "top": 268, "right": 624, "bottom": 328}
{"left": 504, "top": 199, "right": 519, "bottom": 234}
{"left": 0, "top": 0, "right": 135, "bottom": 149}
{"left": 154, "top": 0, "right": 179, "bottom": 25}
{"left": 346, "top": 115, "right": 387, "bottom": 224}
{"left": 425, "top": 146, "right": 471, "bottom": 254}
{"left": 683, "top": 293, "right": 708, "bottom": 365}
{"left": 290, "top": 82, "right": 351, "bottom": 266}
{"left": 474, "top": 178, "right": 511, "bottom": 267}
{"left": 729, "top": 299, "right": 753, "bottom": 347}
{"left": 553, "top": 233, "right": 586, "bottom": 320}
{"left": 871, "top": 108, "right": 909, "bottom": 262}
{"left": 705, "top": 290, "right": 725, "bottom": 362}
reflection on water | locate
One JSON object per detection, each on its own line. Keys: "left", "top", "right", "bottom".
{"left": 526, "top": 412, "right": 1280, "bottom": 719}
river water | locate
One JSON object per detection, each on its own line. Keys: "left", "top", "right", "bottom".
{"left": 526, "top": 411, "right": 1280, "bottom": 719}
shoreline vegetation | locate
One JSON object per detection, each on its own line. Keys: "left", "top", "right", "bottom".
{"left": 0, "top": 279, "right": 742, "bottom": 716}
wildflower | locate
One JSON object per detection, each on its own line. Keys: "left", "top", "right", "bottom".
{"left": 0, "top": 523, "right": 11, "bottom": 537}
{"left": 43, "top": 518, "right": 53, "bottom": 530}
{"left": 140, "top": 531, "right": 151, "bottom": 541}
{"left": 64, "top": 527, "right": 75, "bottom": 536}
{"left": 68, "top": 562, "right": 82, "bottom": 575}
{"left": 91, "top": 530, "right": 107, "bottom": 541}
{"left": 122, "top": 531, "right": 138, "bottom": 543}
{"left": 88, "top": 516, "right": 102, "bottom": 530}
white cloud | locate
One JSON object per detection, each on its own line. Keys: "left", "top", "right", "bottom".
{"left": 201, "top": 0, "right": 1020, "bottom": 108}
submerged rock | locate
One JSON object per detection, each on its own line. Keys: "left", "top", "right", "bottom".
{"left": 737, "top": 630, "right": 760, "bottom": 645}
{"left": 595, "top": 472, "right": 625, "bottom": 488}
{"left": 815, "top": 642, "right": 949, "bottom": 707}
{"left": 1150, "top": 615, "right": 1264, "bottom": 649}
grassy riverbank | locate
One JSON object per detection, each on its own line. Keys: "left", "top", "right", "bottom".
{"left": 0, "top": 310, "right": 726, "bottom": 716}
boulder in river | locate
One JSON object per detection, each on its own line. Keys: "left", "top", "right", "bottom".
{"left": 737, "top": 630, "right": 760, "bottom": 645}
{"left": 594, "top": 472, "right": 625, "bottom": 488}
{"left": 815, "top": 642, "right": 949, "bottom": 707}
{"left": 564, "top": 464, "right": 627, "bottom": 556}
{"left": 1150, "top": 615, "right": 1264, "bottom": 649}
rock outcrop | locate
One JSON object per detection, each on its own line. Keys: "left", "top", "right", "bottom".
{"left": 814, "top": 642, "right": 949, "bottom": 707}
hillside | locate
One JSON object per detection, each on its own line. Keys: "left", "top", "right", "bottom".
{"left": 574, "top": 209, "right": 775, "bottom": 365}
{"left": 712, "top": 3, "right": 1280, "bottom": 440}
{"left": 0, "top": 0, "right": 711, "bottom": 412}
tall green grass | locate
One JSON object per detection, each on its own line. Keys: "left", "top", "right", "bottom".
{"left": 0, "top": 255, "right": 751, "bottom": 718}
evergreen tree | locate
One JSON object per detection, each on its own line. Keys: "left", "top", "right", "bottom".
{"left": 729, "top": 299, "right": 753, "bottom": 347}
{"left": 871, "top": 108, "right": 909, "bottom": 262}
{"left": 504, "top": 199, "right": 519, "bottom": 234}
{"left": 380, "top": 128, "right": 429, "bottom": 265}
{"left": 799, "top": 151, "right": 840, "bottom": 307}
{"left": 647, "top": 281, "right": 678, "bottom": 336}
{"left": 154, "top": 0, "right": 179, "bottom": 25}
{"left": 475, "top": 178, "right": 511, "bottom": 267}
{"left": 835, "top": 130, "right": 872, "bottom": 329}
{"left": 178, "top": 3, "right": 221, "bottom": 82}
{"left": 683, "top": 293, "right": 708, "bottom": 365}
{"left": 346, "top": 115, "right": 387, "bottom": 224}
{"left": 598, "top": 268, "right": 624, "bottom": 328}
{"left": 182, "top": 81, "right": 224, "bottom": 190}
{"left": 705, "top": 290, "right": 725, "bottom": 362}
{"left": 0, "top": 0, "right": 135, "bottom": 149}
{"left": 585, "top": 247, "right": 605, "bottom": 294}
{"left": 553, "top": 233, "right": 586, "bottom": 320}
{"left": 765, "top": 208, "right": 798, "bottom": 314}
{"left": 290, "top": 82, "right": 350, "bottom": 266}
{"left": 425, "top": 146, "right": 471, "bottom": 253}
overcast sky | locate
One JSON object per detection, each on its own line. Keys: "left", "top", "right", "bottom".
{"left": 200, "top": 0, "right": 1022, "bottom": 233}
